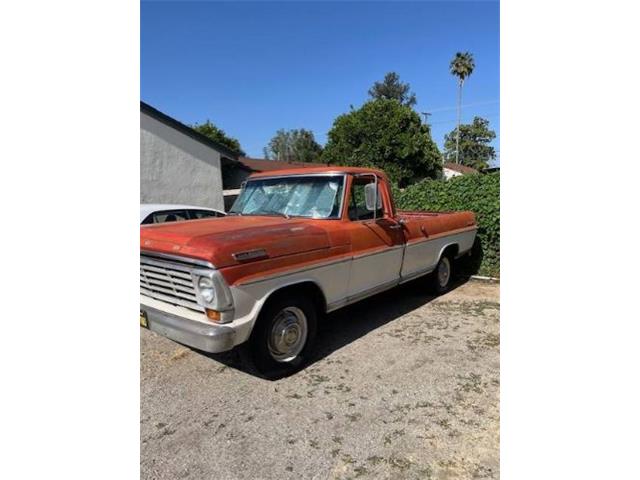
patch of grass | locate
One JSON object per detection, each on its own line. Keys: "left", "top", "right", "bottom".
{"left": 457, "top": 373, "right": 484, "bottom": 394}
{"left": 434, "top": 301, "right": 499, "bottom": 318}
{"left": 467, "top": 332, "right": 500, "bottom": 352}
{"left": 483, "top": 333, "right": 500, "bottom": 347}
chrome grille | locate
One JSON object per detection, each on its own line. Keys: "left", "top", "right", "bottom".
{"left": 140, "top": 255, "right": 202, "bottom": 312}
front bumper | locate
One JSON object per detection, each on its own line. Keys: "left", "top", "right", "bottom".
{"left": 141, "top": 304, "right": 236, "bottom": 353}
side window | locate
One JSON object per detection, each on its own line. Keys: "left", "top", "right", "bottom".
{"left": 348, "top": 177, "right": 383, "bottom": 221}
{"left": 189, "top": 210, "right": 220, "bottom": 219}
{"left": 152, "top": 210, "right": 189, "bottom": 224}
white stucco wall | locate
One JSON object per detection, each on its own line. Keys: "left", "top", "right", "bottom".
{"left": 443, "top": 168, "right": 463, "bottom": 180}
{"left": 140, "top": 112, "right": 224, "bottom": 211}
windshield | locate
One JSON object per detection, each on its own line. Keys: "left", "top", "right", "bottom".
{"left": 229, "top": 175, "right": 345, "bottom": 219}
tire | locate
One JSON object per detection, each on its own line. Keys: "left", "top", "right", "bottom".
{"left": 430, "top": 254, "right": 454, "bottom": 294}
{"left": 241, "top": 293, "right": 318, "bottom": 379}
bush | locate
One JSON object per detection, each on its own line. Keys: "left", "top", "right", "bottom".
{"left": 395, "top": 173, "right": 500, "bottom": 277}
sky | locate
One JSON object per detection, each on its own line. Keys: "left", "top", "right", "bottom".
{"left": 141, "top": 1, "right": 499, "bottom": 165}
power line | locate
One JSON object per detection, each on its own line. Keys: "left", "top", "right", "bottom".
{"left": 429, "top": 112, "right": 500, "bottom": 126}
{"left": 426, "top": 99, "right": 499, "bottom": 113}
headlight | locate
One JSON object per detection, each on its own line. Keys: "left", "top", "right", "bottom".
{"left": 192, "top": 269, "right": 234, "bottom": 320}
{"left": 197, "top": 275, "right": 215, "bottom": 303}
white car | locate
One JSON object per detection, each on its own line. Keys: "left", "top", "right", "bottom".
{"left": 140, "top": 204, "right": 226, "bottom": 225}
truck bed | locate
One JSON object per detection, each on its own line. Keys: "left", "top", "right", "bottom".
{"left": 397, "top": 210, "right": 477, "bottom": 239}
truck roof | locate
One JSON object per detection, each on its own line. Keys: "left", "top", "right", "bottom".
{"left": 249, "top": 166, "right": 386, "bottom": 179}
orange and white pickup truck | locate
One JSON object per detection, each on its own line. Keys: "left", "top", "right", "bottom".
{"left": 140, "top": 166, "right": 477, "bottom": 377}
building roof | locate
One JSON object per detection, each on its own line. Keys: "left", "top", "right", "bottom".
{"left": 238, "top": 157, "right": 324, "bottom": 172}
{"left": 443, "top": 162, "right": 479, "bottom": 175}
{"left": 140, "top": 101, "right": 240, "bottom": 160}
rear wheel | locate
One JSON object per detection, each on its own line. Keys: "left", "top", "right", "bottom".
{"left": 241, "top": 294, "right": 317, "bottom": 379}
{"left": 430, "top": 254, "right": 453, "bottom": 294}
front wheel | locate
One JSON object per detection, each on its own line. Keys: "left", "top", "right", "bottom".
{"left": 241, "top": 294, "right": 317, "bottom": 379}
{"left": 430, "top": 254, "right": 454, "bottom": 294}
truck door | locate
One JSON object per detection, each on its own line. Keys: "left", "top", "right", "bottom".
{"left": 344, "top": 174, "right": 405, "bottom": 300}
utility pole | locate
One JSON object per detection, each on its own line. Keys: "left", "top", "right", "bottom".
{"left": 420, "top": 111, "right": 431, "bottom": 127}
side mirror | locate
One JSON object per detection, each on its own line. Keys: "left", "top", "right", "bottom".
{"left": 364, "top": 183, "right": 381, "bottom": 211}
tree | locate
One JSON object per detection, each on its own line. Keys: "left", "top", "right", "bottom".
{"left": 443, "top": 116, "right": 496, "bottom": 170}
{"left": 449, "top": 52, "right": 475, "bottom": 164}
{"left": 322, "top": 99, "right": 441, "bottom": 187}
{"left": 191, "top": 120, "right": 245, "bottom": 155}
{"left": 368, "top": 72, "right": 417, "bottom": 107}
{"left": 263, "top": 128, "right": 323, "bottom": 163}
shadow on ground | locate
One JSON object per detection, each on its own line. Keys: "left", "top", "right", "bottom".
{"left": 193, "top": 274, "right": 471, "bottom": 379}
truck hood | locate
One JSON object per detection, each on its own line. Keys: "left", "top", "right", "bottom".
{"left": 140, "top": 216, "right": 331, "bottom": 268}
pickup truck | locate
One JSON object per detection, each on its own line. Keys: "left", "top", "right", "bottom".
{"left": 140, "top": 167, "right": 477, "bottom": 377}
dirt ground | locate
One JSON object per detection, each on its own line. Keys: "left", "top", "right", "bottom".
{"left": 141, "top": 279, "right": 500, "bottom": 480}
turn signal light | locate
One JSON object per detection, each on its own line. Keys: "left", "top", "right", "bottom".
{"left": 205, "top": 308, "right": 221, "bottom": 322}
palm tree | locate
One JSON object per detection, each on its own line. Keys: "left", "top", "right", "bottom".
{"left": 449, "top": 52, "right": 475, "bottom": 164}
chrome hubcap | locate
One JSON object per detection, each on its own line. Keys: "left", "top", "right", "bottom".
{"left": 438, "top": 257, "right": 451, "bottom": 287}
{"left": 268, "top": 307, "right": 308, "bottom": 362}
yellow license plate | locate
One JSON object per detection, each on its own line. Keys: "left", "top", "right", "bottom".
{"left": 140, "top": 310, "right": 148, "bottom": 328}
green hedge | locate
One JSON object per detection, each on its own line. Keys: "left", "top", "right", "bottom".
{"left": 395, "top": 173, "right": 500, "bottom": 277}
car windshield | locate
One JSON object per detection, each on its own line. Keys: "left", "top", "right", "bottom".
{"left": 229, "top": 175, "right": 344, "bottom": 219}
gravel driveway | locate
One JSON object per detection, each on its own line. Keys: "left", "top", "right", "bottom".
{"left": 141, "top": 279, "right": 500, "bottom": 480}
